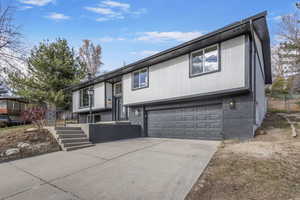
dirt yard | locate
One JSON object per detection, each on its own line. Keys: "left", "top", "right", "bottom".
{"left": 186, "top": 112, "right": 300, "bottom": 200}
{"left": 0, "top": 125, "right": 60, "bottom": 162}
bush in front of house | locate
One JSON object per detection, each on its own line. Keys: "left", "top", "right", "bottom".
{"left": 22, "top": 107, "right": 47, "bottom": 131}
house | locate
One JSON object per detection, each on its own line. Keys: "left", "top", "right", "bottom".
{"left": 0, "top": 96, "right": 28, "bottom": 121}
{"left": 70, "top": 11, "right": 271, "bottom": 140}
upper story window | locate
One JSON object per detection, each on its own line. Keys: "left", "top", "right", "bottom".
{"left": 79, "top": 87, "right": 94, "bottom": 108}
{"left": 190, "top": 44, "right": 220, "bottom": 77}
{"left": 132, "top": 68, "right": 148, "bottom": 90}
{"left": 114, "top": 82, "right": 122, "bottom": 96}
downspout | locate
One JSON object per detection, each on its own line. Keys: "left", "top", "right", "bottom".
{"left": 250, "top": 20, "right": 257, "bottom": 133}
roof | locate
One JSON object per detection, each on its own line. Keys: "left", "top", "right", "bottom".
{"left": 70, "top": 11, "right": 271, "bottom": 91}
{"left": 0, "top": 96, "right": 28, "bottom": 102}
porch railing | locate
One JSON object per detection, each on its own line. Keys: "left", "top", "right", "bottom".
{"left": 45, "top": 109, "right": 78, "bottom": 127}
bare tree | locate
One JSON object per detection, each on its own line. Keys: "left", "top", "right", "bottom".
{"left": 272, "top": 45, "right": 287, "bottom": 78}
{"left": 273, "top": 4, "right": 300, "bottom": 94}
{"left": 0, "top": 2, "right": 24, "bottom": 85}
{"left": 79, "top": 40, "right": 103, "bottom": 78}
{"left": 278, "top": 9, "right": 300, "bottom": 74}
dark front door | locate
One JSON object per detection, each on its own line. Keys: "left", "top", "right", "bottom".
{"left": 115, "top": 96, "right": 125, "bottom": 121}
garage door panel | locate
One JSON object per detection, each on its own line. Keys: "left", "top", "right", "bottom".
{"left": 147, "top": 104, "right": 223, "bottom": 140}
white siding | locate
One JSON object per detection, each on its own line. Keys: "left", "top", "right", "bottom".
{"left": 94, "top": 82, "right": 105, "bottom": 109}
{"left": 106, "top": 82, "right": 113, "bottom": 108}
{"left": 72, "top": 90, "right": 79, "bottom": 112}
{"left": 123, "top": 35, "right": 246, "bottom": 105}
{"left": 72, "top": 82, "right": 106, "bottom": 113}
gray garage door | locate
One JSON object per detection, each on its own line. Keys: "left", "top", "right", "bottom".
{"left": 147, "top": 104, "right": 223, "bottom": 140}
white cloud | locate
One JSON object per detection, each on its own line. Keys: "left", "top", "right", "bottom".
{"left": 131, "top": 50, "right": 159, "bottom": 56}
{"left": 19, "top": 6, "right": 33, "bottom": 10}
{"left": 85, "top": 7, "right": 117, "bottom": 16}
{"left": 85, "top": 6, "right": 124, "bottom": 20}
{"left": 136, "top": 31, "right": 204, "bottom": 42}
{"left": 96, "top": 17, "right": 110, "bottom": 22}
{"left": 102, "top": 0, "right": 130, "bottom": 11}
{"left": 99, "top": 37, "right": 125, "bottom": 42}
{"left": 19, "top": 0, "right": 54, "bottom": 6}
{"left": 85, "top": 1, "right": 146, "bottom": 22}
{"left": 46, "top": 12, "right": 70, "bottom": 20}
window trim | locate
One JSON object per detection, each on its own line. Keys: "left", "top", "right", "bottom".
{"left": 131, "top": 67, "right": 149, "bottom": 90}
{"left": 189, "top": 44, "right": 221, "bottom": 78}
{"left": 79, "top": 87, "right": 94, "bottom": 109}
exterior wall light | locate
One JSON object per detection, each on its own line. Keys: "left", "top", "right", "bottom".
{"left": 134, "top": 108, "right": 140, "bottom": 117}
{"left": 229, "top": 99, "right": 236, "bottom": 109}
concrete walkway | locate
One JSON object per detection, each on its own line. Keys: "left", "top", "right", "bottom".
{"left": 0, "top": 138, "right": 220, "bottom": 200}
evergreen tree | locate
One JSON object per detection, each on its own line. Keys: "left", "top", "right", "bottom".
{"left": 8, "top": 39, "right": 86, "bottom": 108}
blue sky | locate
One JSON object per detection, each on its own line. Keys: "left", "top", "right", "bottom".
{"left": 9, "top": 0, "right": 298, "bottom": 72}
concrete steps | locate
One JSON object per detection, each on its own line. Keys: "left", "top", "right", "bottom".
{"left": 60, "top": 138, "right": 89, "bottom": 143}
{"left": 55, "top": 127, "right": 94, "bottom": 151}
{"left": 64, "top": 143, "right": 94, "bottom": 151}
{"left": 58, "top": 134, "right": 86, "bottom": 139}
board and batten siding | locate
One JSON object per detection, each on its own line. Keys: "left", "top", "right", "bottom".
{"left": 123, "top": 35, "right": 247, "bottom": 105}
{"left": 72, "top": 82, "right": 106, "bottom": 113}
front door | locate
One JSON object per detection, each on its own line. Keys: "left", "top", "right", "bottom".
{"left": 115, "top": 97, "right": 125, "bottom": 120}
{"left": 113, "top": 82, "right": 126, "bottom": 121}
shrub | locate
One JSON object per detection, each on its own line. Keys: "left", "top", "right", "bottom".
{"left": 0, "top": 121, "right": 7, "bottom": 128}
{"left": 22, "top": 107, "right": 47, "bottom": 131}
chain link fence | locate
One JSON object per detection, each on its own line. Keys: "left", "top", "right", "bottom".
{"left": 267, "top": 94, "right": 300, "bottom": 112}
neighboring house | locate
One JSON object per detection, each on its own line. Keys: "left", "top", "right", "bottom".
{"left": 70, "top": 11, "right": 271, "bottom": 140}
{"left": 0, "top": 96, "right": 28, "bottom": 121}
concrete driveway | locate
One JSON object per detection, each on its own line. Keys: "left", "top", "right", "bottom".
{"left": 0, "top": 138, "right": 220, "bottom": 200}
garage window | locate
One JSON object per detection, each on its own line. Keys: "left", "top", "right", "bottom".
{"left": 190, "top": 44, "right": 220, "bottom": 77}
{"left": 132, "top": 68, "right": 148, "bottom": 90}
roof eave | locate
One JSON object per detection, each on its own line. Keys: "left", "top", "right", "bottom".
{"left": 69, "top": 11, "right": 270, "bottom": 91}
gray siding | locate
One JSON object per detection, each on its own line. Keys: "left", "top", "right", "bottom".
{"left": 222, "top": 94, "right": 255, "bottom": 139}
{"left": 100, "top": 111, "right": 113, "bottom": 121}
{"left": 89, "top": 124, "right": 141, "bottom": 143}
{"left": 128, "top": 93, "right": 255, "bottom": 140}
{"left": 78, "top": 111, "right": 112, "bottom": 123}
{"left": 128, "top": 106, "right": 146, "bottom": 136}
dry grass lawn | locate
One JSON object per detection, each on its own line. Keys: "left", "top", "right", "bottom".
{"left": 186, "top": 113, "right": 300, "bottom": 200}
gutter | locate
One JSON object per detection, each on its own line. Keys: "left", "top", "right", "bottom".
{"left": 250, "top": 20, "right": 257, "bottom": 129}
{"left": 68, "top": 11, "right": 268, "bottom": 91}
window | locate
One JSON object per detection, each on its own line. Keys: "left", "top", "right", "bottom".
{"left": 114, "top": 82, "right": 122, "bottom": 96}
{"left": 190, "top": 44, "right": 219, "bottom": 77}
{"left": 79, "top": 87, "right": 94, "bottom": 108}
{"left": 132, "top": 68, "right": 148, "bottom": 90}
{"left": 0, "top": 100, "right": 6, "bottom": 109}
